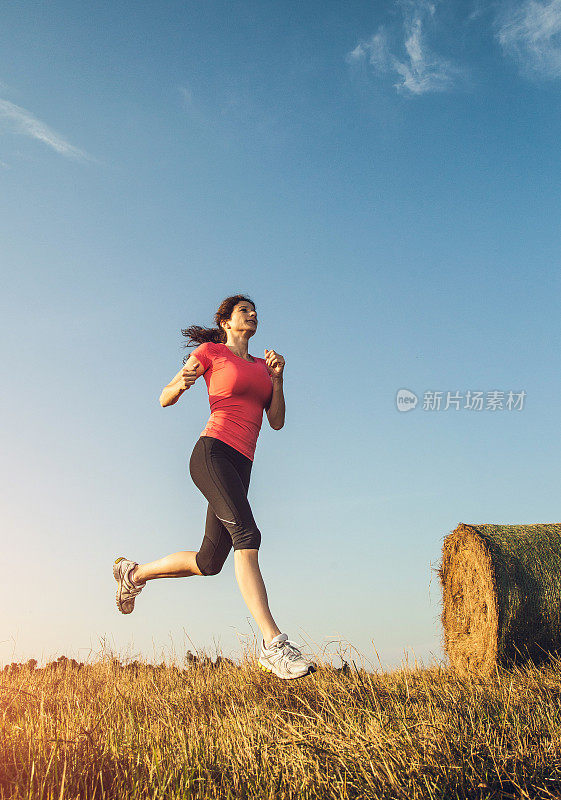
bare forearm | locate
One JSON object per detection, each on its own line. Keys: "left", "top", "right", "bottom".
{"left": 160, "top": 377, "right": 187, "bottom": 407}
{"left": 268, "top": 378, "right": 285, "bottom": 429}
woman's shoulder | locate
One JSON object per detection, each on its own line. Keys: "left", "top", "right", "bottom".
{"left": 189, "top": 341, "right": 223, "bottom": 369}
{"left": 192, "top": 341, "right": 221, "bottom": 356}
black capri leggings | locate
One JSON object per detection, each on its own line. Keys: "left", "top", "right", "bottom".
{"left": 189, "top": 435, "right": 262, "bottom": 576}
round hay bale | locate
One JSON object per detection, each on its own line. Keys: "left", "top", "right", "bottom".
{"left": 439, "top": 523, "right": 561, "bottom": 675}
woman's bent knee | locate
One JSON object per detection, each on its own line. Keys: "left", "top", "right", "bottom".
{"left": 196, "top": 550, "right": 225, "bottom": 576}
{"left": 233, "top": 529, "right": 261, "bottom": 551}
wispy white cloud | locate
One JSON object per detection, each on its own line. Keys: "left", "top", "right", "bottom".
{"left": 496, "top": 0, "right": 561, "bottom": 77}
{"left": 347, "top": 0, "right": 463, "bottom": 95}
{"left": 468, "top": 0, "right": 495, "bottom": 23}
{"left": 0, "top": 98, "right": 91, "bottom": 160}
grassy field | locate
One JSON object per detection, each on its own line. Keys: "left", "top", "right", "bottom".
{"left": 2, "top": 644, "right": 561, "bottom": 799}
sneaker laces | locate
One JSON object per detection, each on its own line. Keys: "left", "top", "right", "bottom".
{"left": 268, "top": 638, "right": 307, "bottom": 666}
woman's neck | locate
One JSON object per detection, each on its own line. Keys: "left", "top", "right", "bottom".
{"left": 224, "top": 335, "right": 250, "bottom": 359}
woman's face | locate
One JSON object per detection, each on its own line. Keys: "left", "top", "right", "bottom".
{"left": 224, "top": 302, "right": 258, "bottom": 336}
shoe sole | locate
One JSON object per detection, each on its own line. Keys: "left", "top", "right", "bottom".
{"left": 258, "top": 661, "right": 316, "bottom": 679}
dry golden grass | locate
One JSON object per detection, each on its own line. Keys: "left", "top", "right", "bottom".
{"left": 2, "top": 644, "right": 561, "bottom": 799}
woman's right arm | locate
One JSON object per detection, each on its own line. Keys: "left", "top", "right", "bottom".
{"left": 159, "top": 356, "right": 204, "bottom": 407}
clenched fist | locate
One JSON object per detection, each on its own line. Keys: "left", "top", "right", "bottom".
{"left": 264, "top": 349, "right": 285, "bottom": 380}
{"left": 180, "top": 360, "right": 201, "bottom": 390}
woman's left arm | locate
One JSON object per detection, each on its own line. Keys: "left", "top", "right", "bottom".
{"left": 264, "top": 349, "right": 285, "bottom": 430}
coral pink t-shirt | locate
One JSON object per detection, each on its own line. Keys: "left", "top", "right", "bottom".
{"left": 190, "top": 342, "right": 274, "bottom": 461}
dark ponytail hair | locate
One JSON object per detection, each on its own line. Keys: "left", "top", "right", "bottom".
{"left": 181, "top": 294, "right": 256, "bottom": 364}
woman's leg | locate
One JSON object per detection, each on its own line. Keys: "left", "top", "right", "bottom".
{"left": 193, "top": 501, "right": 234, "bottom": 576}
{"left": 234, "top": 549, "right": 281, "bottom": 646}
{"left": 132, "top": 551, "right": 202, "bottom": 583}
{"left": 132, "top": 546, "right": 282, "bottom": 645}
{"left": 190, "top": 436, "right": 282, "bottom": 645}
{"left": 130, "top": 440, "right": 233, "bottom": 584}
{"left": 131, "top": 500, "right": 230, "bottom": 583}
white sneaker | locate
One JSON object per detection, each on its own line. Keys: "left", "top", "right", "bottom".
{"left": 258, "top": 633, "right": 316, "bottom": 679}
{"left": 113, "top": 557, "right": 145, "bottom": 614}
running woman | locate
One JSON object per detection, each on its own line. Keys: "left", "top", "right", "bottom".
{"left": 113, "top": 295, "right": 315, "bottom": 680}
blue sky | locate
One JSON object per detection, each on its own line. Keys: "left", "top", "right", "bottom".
{"left": 1, "top": 0, "right": 560, "bottom": 670}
